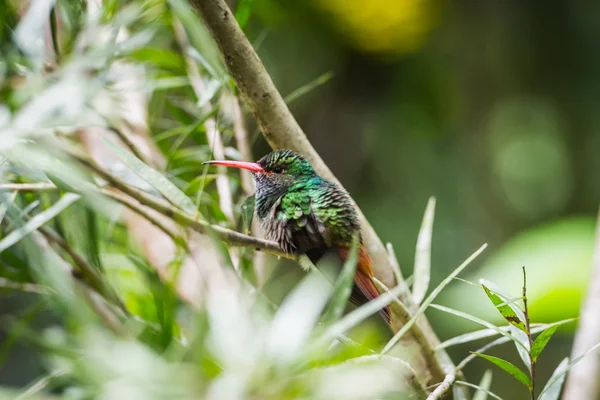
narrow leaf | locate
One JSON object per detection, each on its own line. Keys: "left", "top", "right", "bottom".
{"left": 381, "top": 244, "right": 488, "bottom": 355}
{"left": 430, "top": 304, "right": 529, "bottom": 352}
{"left": 268, "top": 270, "right": 332, "bottom": 362}
{"left": 284, "top": 71, "right": 334, "bottom": 105}
{"left": 482, "top": 285, "right": 526, "bottom": 331}
{"left": 241, "top": 195, "right": 255, "bottom": 235}
{"left": 537, "top": 341, "right": 600, "bottom": 398}
{"left": 0, "top": 192, "right": 17, "bottom": 225}
{"left": 510, "top": 325, "right": 532, "bottom": 372}
{"left": 538, "top": 357, "right": 569, "bottom": 400}
{"left": 472, "top": 353, "right": 531, "bottom": 389}
{"left": 412, "top": 196, "right": 435, "bottom": 305}
{"left": 456, "top": 319, "right": 576, "bottom": 371}
{"left": 473, "top": 370, "right": 493, "bottom": 400}
{"left": 317, "top": 282, "right": 406, "bottom": 347}
{"left": 532, "top": 325, "right": 559, "bottom": 362}
{"left": 0, "top": 193, "right": 80, "bottom": 254}
{"left": 480, "top": 279, "right": 527, "bottom": 322}
{"left": 321, "top": 236, "right": 359, "bottom": 326}
{"left": 104, "top": 137, "right": 196, "bottom": 214}
{"left": 455, "top": 381, "right": 504, "bottom": 400}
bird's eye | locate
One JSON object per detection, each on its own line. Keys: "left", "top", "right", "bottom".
{"left": 272, "top": 167, "right": 284, "bottom": 174}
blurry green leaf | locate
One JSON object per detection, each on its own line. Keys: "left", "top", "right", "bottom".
{"left": 532, "top": 325, "right": 558, "bottom": 362}
{"left": 235, "top": 0, "right": 254, "bottom": 29}
{"left": 482, "top": 285, "right": 526, "bottom": 331}
{"left": 104, "top": 137, "right": 196, "bottom": 215}
{"left": 147, "top": 77, "right": 190, "bottom": 91}
{"left": 0, "top": 191, "right": 17, "bottom": 225}
{"left": 241, "top": 195, "right": 255, "bottom": 235}
{"left": 430, "top": 304, "right": 528, "bottom": 352}
{"left": 455, "top": 381, "right": 504, "bottom": 400}
{"left": 318, "top": 280, "right": 405, "bottom": 347}
{"left": 473, "top": 370, "right": 493, "bottom": 400}
{"left": 412, "top": 196, "right": 435, "bottom": 305}
{"left": 382, "top": 244, "right": 487, "bottom": 355}
{"left": 0, "top": 193, "right": 79, "bottom": 254}
{"left": 438, "top": 318, "right": 575, "bottom": 350}
{"left": 284, "top": 71, "right": 334, "bottom": 105}
{"left": 321, "top": 236, "right": 359, "bottom": 326}
{"left": 168, "top": 0, "right": 225, "bottom": 78}
{"left": 267, "top": 270, "right": 332, "bottom": 363}
{"left": 472, "top": 353, "right": 531, "bottom": 389}
{"left": 538, "top": 357, "right": 569, "bottom": 400}
{"left": 509, "top": 325, "right": 531, "bottom": 372}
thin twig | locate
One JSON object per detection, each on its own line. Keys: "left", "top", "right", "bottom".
{"left": 563, "top": 207, "right": 600, "bottom": 399}
{"left": 68, "top": 148, "right": 288, "bottom": 257}
{"left": 522, "top": 267, "right": 535, "bottom": 400}
{"left": 109, "top": 126, "right": 156, "bottom": 168}
{"left": 427, "top": 372, "right": 455, "bottom": 400}
{"left": 38, "top": 225, "right": 127, "bottom": 313}
{"left": 0, "top": 183, "right": 57, "bottom": 192}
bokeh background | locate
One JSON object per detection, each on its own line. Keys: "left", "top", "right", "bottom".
{"left": 246, "top": 0, "right": 599, "bottom": 398}
{"left": 1, "top": 0, "right": 599, "bottom": 398}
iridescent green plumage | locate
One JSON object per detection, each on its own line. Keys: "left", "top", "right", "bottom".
{"left": 205, "top": 149, "right": 391, "bottom": 323}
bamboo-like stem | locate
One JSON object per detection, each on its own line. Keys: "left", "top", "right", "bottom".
{"left": 563, "top": 207, "right": 600, "bottom": 399}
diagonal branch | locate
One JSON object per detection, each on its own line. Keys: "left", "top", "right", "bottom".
{"left": 187, "top": 0, "right": 463, "bottom": 394}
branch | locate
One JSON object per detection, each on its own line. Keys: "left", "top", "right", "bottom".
{"left": 38, "top": 225, "right": 127, "bottom": 313}
{"left": 563, "top": 207, "right": 600, "bottom": 399}
{"left": 0, "top": 183, "right": 57, "bottom": 192}
{"left": 427, "top": 372, "right": 455, "bottom": 400}
{"left": 188, "top": 0, "right": 462, "bottom": 394}
{"left": 188, "top": 0, "right": 398, "bottom": 290}
{"left": 66, "top": 150, "right": 289, "bottom": 258}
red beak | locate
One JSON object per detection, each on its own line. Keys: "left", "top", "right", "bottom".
{"left": 203, "top": 160, "right": 264, "bottom": 173}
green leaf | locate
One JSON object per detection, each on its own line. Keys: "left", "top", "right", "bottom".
{"left": 321, "top": 236, "right": 359, "bottom": 326}
{"left": 532, "top": 325, "right": 558, "bottom": 362}
{"left": 381, "top": 244, "right": 488, "bottom": 355}
{"left": 241, "top": 195, "right": 255, "bottom": 235}
{"left": 538, "top": 357, "right": 569, "bottom": 400}
{"left": 284, "top": 71, "right": 335, "bottom": 105}
{"left": 234, "top": 0, "right": 254, "bottom": 29}
{"left": 0, "top": 192, "right": 17, "bottom": 225}
{"left": 430, "top": 304, "right": 529, "bottom": 353}
{"left": 455, "top": 381, "right": 504, "bottom": 400}
{"left": 0, "top": 193, "right": 80, "bottom": 254}
{"left": 104, "top": 137, "right": 196, "bottom": 215}
{"left": 412, "top": 196, "right": 435, "bottom": 305}
{"left": 473, "top": 370, "right": 493, "bottom": 400}
{"left": 472, "top": 353, "right": 531, "bottom": 389}
{"left": 510, "top": 325, "right": 532, "bottom": 372}
{"left": 482, "top": 285, "right": 527, "bottom": 332}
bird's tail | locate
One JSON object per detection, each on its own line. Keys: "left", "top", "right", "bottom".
{"left": 337, "top": 246, "right": 392, "bottom": 324}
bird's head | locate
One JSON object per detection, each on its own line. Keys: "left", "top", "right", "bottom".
{"left": 203, "top": 149, "right": 317, "bottom": 197}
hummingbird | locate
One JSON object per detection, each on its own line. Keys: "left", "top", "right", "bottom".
{"left": 204, "top": 149, "right": 391, "bottom": 323}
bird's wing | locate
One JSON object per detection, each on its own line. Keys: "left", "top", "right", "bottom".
{"left": 275, "top": 190, "right": 328, "bottom": 255}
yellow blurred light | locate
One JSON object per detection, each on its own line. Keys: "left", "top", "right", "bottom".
{"left": 313, "top": 0, "right": 435, "bottom": 54}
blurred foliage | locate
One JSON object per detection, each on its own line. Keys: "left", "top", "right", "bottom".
{"left": 0, "top": 0, "right": 599, "bottom": 399}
